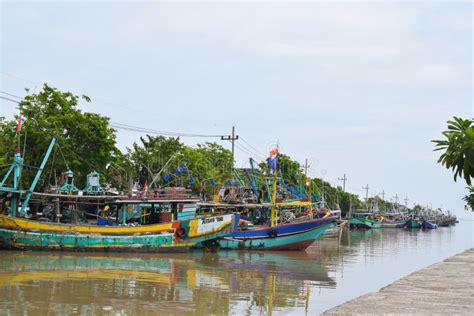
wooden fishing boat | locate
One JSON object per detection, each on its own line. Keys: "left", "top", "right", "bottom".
{"left": 0, "top": 136, "right": 240, "bottom": 252}
{"left": 218, "top": 216, "right": 336, "bottom": 250}
{"left": 349, "top": 217, "right": 375, "bottom": 229}
{"left": 421, "top": 220, "right": 438, "bottom": 229}
{"left": 0, "top": 211, "right": 239, "bottom": 252}
{"left": 381, "top": 220, "right": 406, "bottom": 228}
{"left": 406, "top": 219, "right": 421, "bottom": 229}
{"left": 321, "top": 210, "right": 347, "bottom": 238}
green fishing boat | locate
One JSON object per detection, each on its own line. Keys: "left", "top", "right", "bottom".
{"left": 406, "top": 219, "right": 421, "bottom": 229}
{"left": 349, "top": 217, "right": 374, "bottom": 229}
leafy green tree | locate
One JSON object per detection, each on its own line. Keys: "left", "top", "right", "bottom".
{"left": 433, "top": 116, "right": 474, "bottom": 211}
{"left": 0, "top": 84, "right": 117, "bottom": 189}
{"left": 463, "top": 186, "right": 474, "bottom": 211}
{"left": 433, "top": 117, "right": 474, "bottom": 185}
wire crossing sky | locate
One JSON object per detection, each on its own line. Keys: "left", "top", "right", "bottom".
{"left": 0, "top": 1, "right": 472, "bottom": 217}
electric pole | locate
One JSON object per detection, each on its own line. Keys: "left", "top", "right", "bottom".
{"left": 303, "top": 158, "right": 310, "bottom": 177}
{"left": 338, "top": 174, "right": 347, "bottom": 192}
{"left": 379, "top": 190, "right": 386, "bottom": 212}
{"left": 362, "top": 184, "right": 370, "bottom": 211}
{"left": 362, "top": 184, "right": 370, "bottom": 202}
{"left": 404, "top": 197, "right": 409, "bottom": 208}
{"left": 221, "top": 126, "right": 239, "bottom": 166}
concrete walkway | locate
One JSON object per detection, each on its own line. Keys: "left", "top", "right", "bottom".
{"left": 324, "top": 248, "right": 474, "bottom": 315}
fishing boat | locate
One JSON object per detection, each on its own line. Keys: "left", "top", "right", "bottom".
{"left": 421, "top": 220, "right": 438, "bottom": 229}
{"left": 349, "top": 213, "right": 381, "bottom": 229}
{"left": 0, "top": 137, "right": 239, "bottom": 252}
{"left": 219, "top": 215, "right": 336, "bottom": 250}
{"left": 200, "top": 200, "right": 336, "bottom": 250}
{"left": 321, "top": 210, "right": 348, "bottom": 238}
{"left": 381, "top": 215, "right": 407, "bottom": 228}
{"left": 406, "top": 218, "right": 422, "bottom": 229}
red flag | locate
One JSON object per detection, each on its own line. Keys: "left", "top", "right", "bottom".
{"left": 16, "top": 116, "right": 22, "bottom": 133}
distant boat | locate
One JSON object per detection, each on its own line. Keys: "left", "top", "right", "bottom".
{"left": 406, "top": 219, "right": 422, "bottom": 229}
{"left": 421, "top": 220, "right": 438, "bottom": 229}
{"left": 349, "top": 212, "right": 382, "bottom": 229}
{"left": 350, "top": 217, "right": 376, "bottom": 229}
{"left": 381, "top": 220, "right": 406, "bottom": 228}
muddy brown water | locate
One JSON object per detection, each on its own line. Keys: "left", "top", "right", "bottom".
{"left": 1, "top": 220, "right": 473, "bottom": 315}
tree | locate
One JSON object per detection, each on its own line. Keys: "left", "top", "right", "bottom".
{"left": 433, "top": 117, "right": 474, "bottom": 211}
{"left": 463, "top": 187, "right": 474, "bottom": 211}
{"left": 0, "top": 84, "right": 117, "bottom": 189}
{"left": 432, "top": 117, "right": 474, "bottom": 185}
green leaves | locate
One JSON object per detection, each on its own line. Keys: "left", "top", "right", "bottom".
{"left": 0, "top": 84, "right": 117, "bottom": 189}
{"left": 432, "top": 116, "right": 474, "bottom": 185}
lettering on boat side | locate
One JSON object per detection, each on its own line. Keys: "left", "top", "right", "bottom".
{"left": 201, "top": 216, "right": 224, "bottom": 224}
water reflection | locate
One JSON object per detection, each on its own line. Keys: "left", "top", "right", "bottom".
{"left": 0, "top": 221, "right": 472, "bottom": 315}
{"left": 0, "top": 251, "right": 334, "bottom": 315}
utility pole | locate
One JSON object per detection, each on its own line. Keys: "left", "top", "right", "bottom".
{"left": 338, "top": 173, "right": 347, "bottom": 192}
{"left": 379, "top": 190, "right": 386, "bottom": 212}
{"left": 362, "top": 184, "right": 370, "bottom": 211}
{"left": 221, "top": 126, "right": 239, "bottom": 166}
{"left": 404, "top": 197, "right": 409, "bottom": 207}
{"left": 303, "top": 158, "right": 310, "bottom": 177}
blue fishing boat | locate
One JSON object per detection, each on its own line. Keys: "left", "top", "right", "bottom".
{"left": 219, "top": 215, "right": 336, "bottom": 250}
{"left": 421, "top": 220, "right": 438, "bottom": 229}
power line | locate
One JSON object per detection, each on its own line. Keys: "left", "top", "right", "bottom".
{"left": 240, "top": 136, "right": 266, "bottom": 158}
{"left": 0, "top": 95, "right": 21, "bottom": 104}
{"left": 0, "top": 91, "right": 23, "bottom": 99}
{"left": 110, "top": 122, "right": 224, "bottom": 138}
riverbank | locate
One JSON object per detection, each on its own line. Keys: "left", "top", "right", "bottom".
{"left": 324, "top": 248, "right": 474, "bottom": 315}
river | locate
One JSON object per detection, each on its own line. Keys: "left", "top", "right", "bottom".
{"left": 1, "top": 220, "right": 473, "bottom": 315}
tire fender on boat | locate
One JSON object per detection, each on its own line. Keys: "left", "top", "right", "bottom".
{"left": 269, "top": 228, "right": 278, "bottom": 238}
{"left": 176, "top": 227, "right": 187, "bottom": 238}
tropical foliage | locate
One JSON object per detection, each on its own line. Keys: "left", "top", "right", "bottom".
{"left": 432, "top": 117, "right": 474, "bottom": 185}
{"left": 433, "top": 116, "right": 474, "bottom": 210}
{"left": 0, "top": 84, "right": 117, "bottom": 189}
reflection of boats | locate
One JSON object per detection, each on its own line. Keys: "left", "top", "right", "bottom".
{"left": 0, "top": 250, "right": 334, "bottom": 314}
{"left": 214, "top": 251, "right": 335, "bottom": 286}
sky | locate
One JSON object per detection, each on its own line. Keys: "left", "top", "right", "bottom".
{"left": 0, "top": 1, "right": 472, "bottom": 217}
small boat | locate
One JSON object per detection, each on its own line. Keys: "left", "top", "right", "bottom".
{"left": 349, "top": 217, "right": 375, "bottom": 229}
{"left": 421, "top": 220, "right": 438, "bottom": 229}
{"left": 381, "top": 220, "right": 406, "bottom": 228}
{"left": 406, "top": 219, "right": 422, "bottom": 229}
{"left": 320, "top": 210, "right": 347, "bottom": 238}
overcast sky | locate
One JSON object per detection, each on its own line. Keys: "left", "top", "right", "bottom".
{"left": 1, "top": 1, "right": 472, "bottom": 217}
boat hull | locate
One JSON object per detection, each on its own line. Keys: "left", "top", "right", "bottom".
{"left": 350, "top": 218, "right": 377, "bottom": 229}
{"left": 0, "top": 214, "right": 238, "bottom": 252}
{"left": 321, "top": 220, "right": 348, "bottom": 238}
{"left": 421, "top": 221, "right": 438, "bottom": 229}
{"left": 406, "top": 219, "right": 421, "bottom": 229}
{"left": 381, "top": 220, "right": 407, "bottom": 228}
{"left": 218, "top": 217, "right": 336, "bottom": 250}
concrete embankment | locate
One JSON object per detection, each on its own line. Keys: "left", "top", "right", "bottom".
{"left": 324, "top": 248, "right": 474, "bottom": 315}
